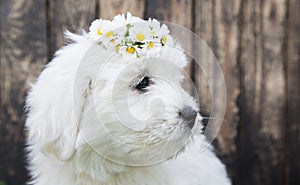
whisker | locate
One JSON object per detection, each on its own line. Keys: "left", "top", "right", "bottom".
{"left": 201, "top": 116, "right": 226, "bottom": 123}
{"left": 198, "top": 116, "right": 228, "bottom": 133}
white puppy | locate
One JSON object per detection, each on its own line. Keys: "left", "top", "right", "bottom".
{"left": 25, "top": 13, "right": 231, "bottom": 185}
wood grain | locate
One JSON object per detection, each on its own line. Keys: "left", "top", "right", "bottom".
{"left": 99, "top": 0, "right": 145, "bottom": 19}
{"left": 145, "top": 0, "right": 192, "bottom": 28}
{"left": 0, "top": 0, "right": 48, "bottom": 184}
{"left": 286, "top": 0, "right": 300, "bottom": 184}
{"left": 194, "top": 0, "right": 241, "bottom": 181}
{"left": 194, "top": 0, "right": 213, "bottom": 113}
{"left": 237, "top": 0, "right": 286, "bottom": 184}
{"left": 145, "top": 0, "right": 194, "bottom": 94}
{"left": 48, "top": 0, "right": 97, "bottom": 57}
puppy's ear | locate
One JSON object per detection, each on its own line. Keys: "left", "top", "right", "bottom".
{"left": 40, "top": 116, "right": 79, "bottom": 163}
{"left": 41, "top": 79, "right": 93, "bottom": 163}
{"left": 26, "top": 71, "right": 92, "bottom": 164}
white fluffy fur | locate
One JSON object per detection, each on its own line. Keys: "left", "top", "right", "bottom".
{"left": 25, "top": 31, "right": 231, "bottom": 185}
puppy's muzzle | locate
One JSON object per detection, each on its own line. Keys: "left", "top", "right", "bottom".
{"left": 179, "top": 106, "right": 197, "bottom": 129}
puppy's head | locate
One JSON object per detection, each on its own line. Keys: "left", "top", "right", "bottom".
{"left": 74, "top": 42, "right": 202, "bottom": 166}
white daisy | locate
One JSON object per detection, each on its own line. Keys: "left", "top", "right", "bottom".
{"left": 148, "top": 18, "right": 161, "bottom": 36}
{"left": 89, "top": 19, "right": 110, "bottom": 41}
{"left": 128, "top": 22, "right": 151, "bottom": 43}
{"left": 113, "top": 12, "right": 142, "bottom": 26}
{"left": 118, "top": 44, "right": 139, "bottom": 59}
{"left": 125, "top": 12, "right": 143, "bottom": 24}
{"left": 158, "top": 24, "right": 170, "bottom": 35}
{"left": 157, "top": 24, "right": 172, "bottom": 45}
{"left": 89, "top": 19, "right": 119, "bottom": 47}
{"left": 147, "top": 19, "right": 171, "bottom": 45}
{"left": 112, "top": 13, "right": 126, "bottom": 25}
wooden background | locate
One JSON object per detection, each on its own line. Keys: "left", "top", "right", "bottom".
{"left": 0, "top": 0, "right": 299, "bottom": 184}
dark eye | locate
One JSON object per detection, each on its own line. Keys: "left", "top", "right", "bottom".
{"left": 135, "top": 76, "right": 150, "bottom": 91}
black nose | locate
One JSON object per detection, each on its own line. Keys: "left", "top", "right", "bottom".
{"left": 179, "top": 106, "right": 197, "bottom": 129}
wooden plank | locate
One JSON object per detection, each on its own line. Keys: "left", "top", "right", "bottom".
{"left": 286, "top": 0, "right": 300, "bottom": 184}
{"left": 145, "top": 0, "right": 192, "bottom": 28}
{"left": 0, "top": 0, "right": 47, "bottom": 184}
{"left": 237, "top": 0, "right": 286, "bottom": 184}
{"left": 194, "top": 0, "right": 241, "bottom": 182}
{"left": 48, "top": 0, "right": 97, "bottom": 57}
{"left": 145, "top": 0, "right": 193, "bottom": 94}
{"left": 99, "top": 0, "right": 145, "bottom": 19}
{"left": 193, "top": 0, "right": 213, "bottom": 113}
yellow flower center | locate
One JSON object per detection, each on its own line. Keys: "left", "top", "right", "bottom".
{"left": 147, "top": 42, "right": 154, "bottom": 49}
{"left": 162, "top": 36, "right": 167, "bottom": 44}
{"left": 106, "top": 31, "right": 114, "bottom": 38}
{"left": 126, "top": 46, "right": 135, "bottom": 54}
{"left": 136, "top": 33, "right": 145, "bottom": 41}
{"left": 116, "top": 44, "right": 121, "bottom": 51}
{"left": 97, "top": 28, "right": 103, "bottom": 35}
{"left": 110, "top": 39, "right": 115, "bottom": 43}
{"left": 151, "top": 31, "right": 156, "bottom": 35}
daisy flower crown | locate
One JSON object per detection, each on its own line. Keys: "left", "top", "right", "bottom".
{"left": 89, "top": 12, "right": 173, "bottom": 58}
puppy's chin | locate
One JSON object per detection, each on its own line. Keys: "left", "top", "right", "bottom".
{"left": 77, "top": 118, "right": 198, "bottom": 166}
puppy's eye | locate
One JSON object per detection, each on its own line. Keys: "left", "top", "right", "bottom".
{"left": 135, "top": 76, "right": 151, "bottom": 91}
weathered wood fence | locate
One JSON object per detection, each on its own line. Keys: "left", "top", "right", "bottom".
{"left": 0, "top": 0, "right": 299, "bottom": 185}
